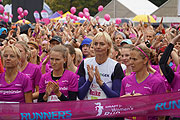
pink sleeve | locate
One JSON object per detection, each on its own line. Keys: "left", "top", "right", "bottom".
{"left": 68, "top": 74, "right": 78, "bottom": 92}
{"left": 34, "top": 67, "right": 42, "bottom": 86}
{"left": 152, "top": 80, "right": 166, "bottom": 94}
{"left": 23, "top": 75, "right": 32, "bottom": 93}
{"left": 39, "top": 74, "right": 46, "bottom": 93}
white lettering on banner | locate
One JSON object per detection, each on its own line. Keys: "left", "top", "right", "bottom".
{"left": 0, "top": 90, "right": 22, "bottom": 94}
{"left": 94, "top": 103, "right": 134, "bottom": 116}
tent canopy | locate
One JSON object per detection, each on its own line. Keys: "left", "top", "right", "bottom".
{"left": 49, "top": 12, "right": 61, "bottom": 19}
{"left": 51, "top": 11, "right": 71, "bottom": 21}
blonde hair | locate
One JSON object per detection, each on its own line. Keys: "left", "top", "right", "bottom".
{"left": 1, "top": 45, "right": 21, "bottom": 67}
{"left": 93, "top": 32, "right": 112, "bottom": 56}
{"left": 74, "top": 48, "right": 83, "bottom": 66}
{"left": 15, "top": 41, "right": 31, "bottom": 61}
{"left": 20, "top": 34, "right": 29, "bottom": 43}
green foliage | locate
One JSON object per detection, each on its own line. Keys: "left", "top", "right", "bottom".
{"left": 2, "top": 0, "right": 11, "bottom": 5}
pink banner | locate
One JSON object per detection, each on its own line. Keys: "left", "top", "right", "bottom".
{"left": 0, "top": 92, "right": 180, "bottom": 119}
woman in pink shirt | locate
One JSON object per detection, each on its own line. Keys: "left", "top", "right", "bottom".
{"left": 38, "top": 45, "right": 78, "bottom": 102}
{"left": 120, "top": 45, "right": 166, "bottom": 120}
{"left": 15, "top": 41, "right": 42, "bottom": 101}
{"left": 0, "top": 45, "right": 32, "bottom": 103}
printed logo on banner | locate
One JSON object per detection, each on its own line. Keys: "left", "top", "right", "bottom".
{"left": 20, "top": 110, "right": 72, "bottom": 120}
{"left": 94, "top": 103, "right": 134, "bottom": 116}
{"left": 95, "top": 102, "right": 104, "bottom": 116}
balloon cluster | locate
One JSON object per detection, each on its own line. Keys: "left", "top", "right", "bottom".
{"left": 0, "top": 4, "right": 12, "bottom": 23}
{"left": 17, "top": 7, "right": 28, "bottom": 20}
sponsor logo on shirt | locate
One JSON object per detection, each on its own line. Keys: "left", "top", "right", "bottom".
{"left": 25, "top": 74, "right": 31, "bottom": 76}
{"left": 59, "top": 87, "right": 68, "bottom": 91}
{"left": 100, "top": 73, "right": 109, "bottom": 77}
{"left": 144, "top": 86, "right": 151, "bottom": 90}
{"left": 0, "top": 90, "right": 22, "bottom": 94}
{"left": 90, "top": 89, "right": 101, "bottom": 96}
{"left": 62, "top": 80, "right": 68, "bottom": 83}
{"left": 15, "top": 84, "right": 22, "bottom": 87}
{"left": 125, "top": 83, "right": 131, "bottom": 88}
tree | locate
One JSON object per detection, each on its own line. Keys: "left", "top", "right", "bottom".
{"left": 2, "top": 0, "right": 11, "bottom": 5}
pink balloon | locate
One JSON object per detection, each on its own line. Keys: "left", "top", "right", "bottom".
{"left": 0, "top": 4, "right": 4, "bottom": 14}
{"left": 70, "top": 14, "right": 74, "bottom": 19}
{"left": 115, "top": 18, "right": 121, "bottom": 24}
{"left": 3, "top": 16, "right": 8, "bottom": 23}
{"left": 83, "top": 8, "right": 89, "bottom": 13}
{"left": 66, "top": 14, "right": 70, "bottom": 17}
{"left": 4, "top": 12, "right": 7, "bottom": 15}
{"left": 152, "top": 15, "right": 157, "bottom": 21}
{"left": 18, "top": 15, "right": 21, "bottom": 20}
{"left": 70, "top": 7, "right": 76, "bottom": 14}
{"left": 78, "top": 12, "right": 84, "bottom": 18}
{"left": 98, "top": 5, "right": 103, "bottom": 12}
{"left": 20, "top": 13, "right": 24, "bottom": 18}
{"left": 96, "top": 16, "right": 99, "bottom": 21}
{"left": 24, "top": 10, "right": 28, "bottom": 16}
{"left": 23, "top": 19, "right": 25, "bottom": 23}
{"left": 84, "top": 12, "right": 90, "bottom": 18}
{"left": 74, "top": 15, "right": 78, "bottom": 21}
{"left": 17, "top": 7, "right": 23, "bottom": 14}
{"left": 10, "top": 14, "right": 13, "bottom": 18}
{"left": 104, "top": 14, "right": 110, "bottom": 21}
{"left": 0, "top": 15, "right": 3, "bottom": 19}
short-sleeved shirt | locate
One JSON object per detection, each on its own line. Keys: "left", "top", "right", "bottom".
{"left": 39, "top": 70, "right": 78, "bottom": 102}
{"left": 22, "top": 63, "right": 42, "bottom": 93}
{"left": 0, "top": 58, "right": 4, "bottom": 73}
{"left": 171, "top": 72, "right": 180, "bottom": 92}
{"left": 120, "top": 72, "right": 166, "bottom": 96}
{"left": 0, "top": 72, "right": 32, "bottom": 103}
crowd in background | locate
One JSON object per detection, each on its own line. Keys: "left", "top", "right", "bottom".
{"left": 0, "top": 17, "right": 180, "bottom": 120}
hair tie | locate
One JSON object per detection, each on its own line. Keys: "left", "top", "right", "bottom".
{"left": 136, "top": 46, "right": 149, "bottom": 60}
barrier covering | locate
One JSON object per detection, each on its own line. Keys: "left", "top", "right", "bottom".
{"left": 0, "top": 92, "right": 180, "bottom": 120}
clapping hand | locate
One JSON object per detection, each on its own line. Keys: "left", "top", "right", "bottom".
{"left": 87, "top": 64, "right": 94, "bottom": 82}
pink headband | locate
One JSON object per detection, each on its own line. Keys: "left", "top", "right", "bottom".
{"left": 136, "top": 46, "right": 149, "bottom": 60}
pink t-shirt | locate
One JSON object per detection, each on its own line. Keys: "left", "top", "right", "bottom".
{"left": 22, "top": 63, "right": 42, "bottom": 93}
{"left": 171, "top": 72, "right": 180, "bottom": 92}
{"left": 0, "top": 72, "right": 32, "bottom": 103}
{"left": 39, "top": 70, "right": 78, "bottom": 98}
{"left": 120, "top": 72, "right": 166, "bottom": 96}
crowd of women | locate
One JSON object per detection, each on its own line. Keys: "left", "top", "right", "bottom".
{"left": 0, "top": 17, "right": 180, "bottom": 120}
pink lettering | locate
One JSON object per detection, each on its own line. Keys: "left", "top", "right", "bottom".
{"left": 90, "top": 89, "right": 101, "bottom": 96}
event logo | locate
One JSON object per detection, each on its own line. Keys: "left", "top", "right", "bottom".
{"left": 95, "top": 102, "right": 104, "bottom": 116}
{"left": 20, "top": 110, "right": 72, "bottom": 120}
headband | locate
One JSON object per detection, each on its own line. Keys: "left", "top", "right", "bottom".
{"left": 136, "top": 46, "right": 149, "bottom": 60}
